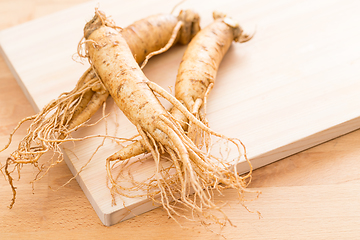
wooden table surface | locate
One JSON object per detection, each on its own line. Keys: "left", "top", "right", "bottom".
{"left": 1, "top": 1, "right": 360, "bottom": 239}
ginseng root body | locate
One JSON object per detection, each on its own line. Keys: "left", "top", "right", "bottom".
{"left": 174, "top": 11, "right": 253, "bottom": 145}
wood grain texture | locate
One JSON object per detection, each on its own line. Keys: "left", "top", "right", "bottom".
{"left": 1, "top": 0, "right": 360, "bottom": 239}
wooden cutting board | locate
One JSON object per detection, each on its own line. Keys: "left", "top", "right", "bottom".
{"left": 1, "top": 0, "right": 360, "bottom": 226}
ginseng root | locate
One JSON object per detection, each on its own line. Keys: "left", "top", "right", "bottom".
{"left": 1, "top": 9, "right": 200, "bottom": 209}
{"left": 84, "top": 10, "right": 252, "bottom": 226}
{"left": 174, "top": 11, "right": 253, "bottom": 147}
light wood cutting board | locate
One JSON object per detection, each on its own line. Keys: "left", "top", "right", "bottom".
{"left": 1, "top": 0, "right": 360, "bottom": 226}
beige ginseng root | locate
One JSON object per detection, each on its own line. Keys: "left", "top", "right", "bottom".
{"left": 83, "top": 10, "right": 253, "bottom": 226}
{"left": 1, "top": 9, "right": 200, "bottom": 209}
{"left": 174, "top": 11, "right": 253, "bottom": 148}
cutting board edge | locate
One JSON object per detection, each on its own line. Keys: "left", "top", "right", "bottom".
{"left": 0, "top": 44, "right": 40, "bottom": 112}
{"left": 62, "top": 151, "right": 108, "bottom": 225}
{"left": 246, "top": 115, "right": 360, "bottom": 174}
